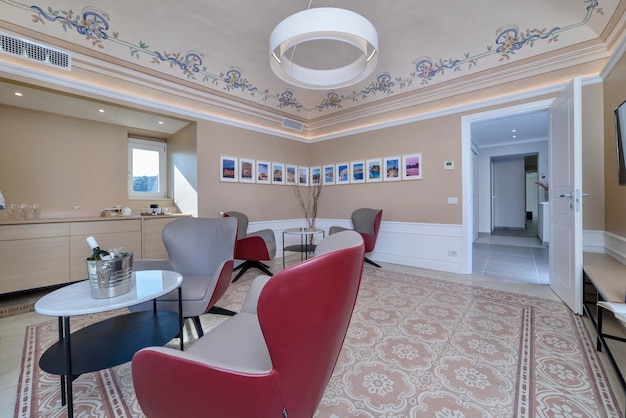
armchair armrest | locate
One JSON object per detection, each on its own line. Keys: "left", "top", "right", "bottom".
{"left": 240, "top": 275, "right": 272, "bottom": 314}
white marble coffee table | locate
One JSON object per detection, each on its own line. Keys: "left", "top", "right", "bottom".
{"left": 35, "top": 270, "right": 183, "bottom": 418}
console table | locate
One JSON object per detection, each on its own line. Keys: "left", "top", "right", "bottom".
{"left": 35, "top": 270, "right": 184, "bottom": 418}
{"left": 282, "top": 227, "right": 324, "bottom": 268}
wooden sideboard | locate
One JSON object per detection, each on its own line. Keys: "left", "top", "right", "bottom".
{"left": 0, "top": 214, "right": 190, "bottom": 294}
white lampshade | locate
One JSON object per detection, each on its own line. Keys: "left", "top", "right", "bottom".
{"left": 270, "top": 7, "right": 378, "bottom": 90}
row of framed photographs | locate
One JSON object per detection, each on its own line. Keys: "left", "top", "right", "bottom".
{"left": 220, "top": 153, "right": 422, "bottom": 185}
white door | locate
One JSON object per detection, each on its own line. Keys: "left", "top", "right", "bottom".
{"left": 492, "top": 157, "right": 526, "bottom": 229}
{"left": 549, "top": 76, "right": 583, "bottom": 314}
{"left": 472, "top": 149, "right": 479, "bottom": 241}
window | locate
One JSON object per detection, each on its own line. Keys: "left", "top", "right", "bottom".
{"left": 128, "top": 138, "right": 167, "bottom": 199}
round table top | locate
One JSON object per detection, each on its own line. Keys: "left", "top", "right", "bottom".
{"left": 284, "top": 227, "right": 324, "bottom": 235}
{"left": 35, "top": 270, "right": 183, "bottom": 316}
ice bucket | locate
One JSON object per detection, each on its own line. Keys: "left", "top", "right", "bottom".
{"left": 86, "top": 252, "right": 134, "bottom": 299}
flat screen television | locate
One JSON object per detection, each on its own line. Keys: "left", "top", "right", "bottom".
{"left": 616, "top": 100, "right": 626, "bottom": 186}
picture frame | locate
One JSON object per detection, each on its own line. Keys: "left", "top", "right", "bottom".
{"left": 323, "top": 164, "right": 335, "bottom": 185}
{"left": 351, "top": 160, "right": 365, "bottom": 184}
{"left": 366, "top": 158, "right": 382, "bottom": 182}
{"left": 336, "top": 162, "right": 350, "bottom": 184}
{"left": 383, "top": 156, "right": 401, "bottom": 181}
{"left": 402, "top": 153, "right": 422, "bottom": 180}
{"left": 310, "top": 166, "right": 321, "bottom": 185}
{"left": 298, "top": 166, "right": 309, "bottom": 186}
{"left": 271, "top": 162, "right": 285, "bottom": 185}
{"left": 220, "top": 155, "right": 238, "bottom": 182}
{"left": 239, "top": 157, "right": 255, "bottom": 183}
{"left": 285, "top": 164, "right": 297, "bottom": 185}
{"left": 256, "top": 160, "right": 270, "bottom": 184}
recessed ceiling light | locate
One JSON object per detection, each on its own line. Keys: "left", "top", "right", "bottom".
{"left": 512, "top": 129, "right": 517, "bottom": 133}
{"left": 14, "top": 92, "right": 23, "bottom": 97}
{"left": 158, "top": 121, "right": 164, "bottom": 125}
{"left": 98, "top": 109, "right": 105, "bottom": 113}
{"left": 512, "top": 135, "right": 517, "bottom": 138}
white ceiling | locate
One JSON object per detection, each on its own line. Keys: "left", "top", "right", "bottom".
{"left": 0, "top": 0, "right": 623, "bottom": 140}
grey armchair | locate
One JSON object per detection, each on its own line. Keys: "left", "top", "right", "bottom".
{"left": 221, "top": 211, "right": 276, "bottom": 282}
{"left": 329, "top": 208, "right": 383, "bottom": 267}
{"left": 131, "top": 217, "right": 238, "bottom": 338}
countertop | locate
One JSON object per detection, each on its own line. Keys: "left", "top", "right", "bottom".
{"left": 0, "top": 213, "right": 191, "bottom": 226}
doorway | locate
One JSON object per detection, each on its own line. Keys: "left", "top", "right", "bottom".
{"left": 462, "top": 101, "right": 552, "bottom": 284}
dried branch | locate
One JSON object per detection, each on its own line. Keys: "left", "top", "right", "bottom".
{"left": 293, "top": 181, "right": 323, "bottom": 245}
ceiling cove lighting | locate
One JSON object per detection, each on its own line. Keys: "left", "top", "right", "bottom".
{"left": 269, "top": 7, "right": 378, "bottom": 90}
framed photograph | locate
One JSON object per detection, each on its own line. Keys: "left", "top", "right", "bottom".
{"left": 310, "top": 166, "right": 321, "bottom": 185}
{"left": 383, "top": 156, "right": 401, "bottom": 181}
{"left": 403, "top": 153, "right": 423, "bottom": 180}
{"left": 298, "top": 166, "right": 309, "bottom": 186}
{"left": 220, "top": 155, "right": 238, "bottom": 182}
{"left": 351, "top": 160, "right": 365, "bottom": 184}
{"left": 366, "top": 158, "right": 382, "bottom": 182}
{"left": 336, "top": 162, "right": 350, "bottom": 184}
{"left": 323, "top": 164, "right": 335, "bottom": 185}
{"left": 285, "top": 164, "right": 297, "bottom": 185}
{"left": 256, "top": 160, "right": 270, "bottom": 184}
{"left": 239, "top": 157, "right": 255, "bottom": 183}
{"left": 271, "top": 162, "right": 285, "bottom": 185}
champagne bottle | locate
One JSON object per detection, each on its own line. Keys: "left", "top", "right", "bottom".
{"left": 86, "top": 236, "right": 112, "bottom": 260}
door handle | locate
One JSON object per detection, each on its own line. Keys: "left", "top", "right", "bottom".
{"left": 582, "top": 193, "right": 590, "bottom": 197}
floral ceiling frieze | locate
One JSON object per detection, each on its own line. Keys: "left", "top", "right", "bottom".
{"left": 1, "top": 0, "right": 605, "bottom": 115}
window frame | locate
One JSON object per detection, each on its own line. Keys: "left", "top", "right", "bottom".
{"left": 128, "top": 137, "right": 167, "bottom": 199}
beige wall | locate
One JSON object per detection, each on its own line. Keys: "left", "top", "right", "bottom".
{"left": 310, "top": 115, "right": 462, "bottom": 223}
{"left": 0, "top": 79, "right": 609, "bottom": 229}
{"left": 604, "top": 52, "right": 626, "bottom": 236}
{"left": 582, "top": 82, "right": 605, "bottom": 231}
{"left": 195, "top": 120, "right": 309, "bottom": 220}
{"left": 0, "top": 105, "right": 175, "bottom": 217}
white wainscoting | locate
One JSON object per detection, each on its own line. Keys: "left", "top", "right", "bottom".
{"left": 248, "top": 218, "right": 623, "bottom": 274}
{"left": 604, "top": 231, "right": 626, "bottom": 265}
{"left": 248, "top": 218, "right": 465, "bottom": 274}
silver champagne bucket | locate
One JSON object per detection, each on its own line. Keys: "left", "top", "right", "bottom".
{"left": 86, "top": 252, "right": 134, "bottom": 298}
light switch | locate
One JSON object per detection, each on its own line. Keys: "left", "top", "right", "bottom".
{"left": 448, "top": 197, "right": 458, "bottom": 204}
{"left": 444, "top": 161, "right": 454, "bottom": 170}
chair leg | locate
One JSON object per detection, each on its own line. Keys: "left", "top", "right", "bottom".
{"left": 364, "top": 257, "right": 382, "bottom": 268}
{"left": 191, "top": 316, "right": 204, "bottom": 338}
{"left": 232, "top": 261, "right": 273, "bottom": 282}
{"left": 208, "top": 306, "right": 237, "bottom": 316}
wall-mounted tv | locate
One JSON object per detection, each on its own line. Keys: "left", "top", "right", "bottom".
{"left": 616, "top": 100, "right": 626, "bottom": 186}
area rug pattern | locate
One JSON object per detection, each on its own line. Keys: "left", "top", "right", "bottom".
{"left": 15, "top": 268, "right": 621, "bottom": 418}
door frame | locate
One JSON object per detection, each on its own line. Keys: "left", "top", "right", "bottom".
{"left": 461, "top": 99, "right": 553, "bottom": 274}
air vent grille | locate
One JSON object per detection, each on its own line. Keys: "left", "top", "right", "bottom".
{"left": 282, "top": 117, "right": 304, "bottom": 132}
{"left": 0, "top": 32, "right": 71, "bottom": 70}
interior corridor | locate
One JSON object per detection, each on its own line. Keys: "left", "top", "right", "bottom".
{"left": 472, "top": 220, "right": 549, "bottom": 285}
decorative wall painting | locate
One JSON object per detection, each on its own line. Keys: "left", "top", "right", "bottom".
{"left": 366, "top": 158, "right": 382, "bottom": 182}
{"left": 220, "top": 156, "right": 238, "bottom": 182}
{"left": 351, "top": 161, "right": 365, "bottom": 184}
{"left": 384, "top": 156, "right": 401, "bottom": 181}
{"left": 256, "top": 160, "right": 270, "bottom": 184}
{"left": 272, "top": 162, "right": 285, "bottom": 184}
{"left": 336, "top": 162, "right": 350, "bottom": 184}
{"left": 239, "top": 158, "right": 255, "bottom": 183}
{"left": 402, "top": 153, "right": 423, "bottom": 180}
{"left": 323, "top": 164, "right": 335, "bottom": 185}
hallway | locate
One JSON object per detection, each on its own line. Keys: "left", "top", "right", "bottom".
{"left": 472, "top": 221, "right": 549, "bottom": 285}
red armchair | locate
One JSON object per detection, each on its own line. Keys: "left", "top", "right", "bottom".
{"left": 330, "top": 208, "right": 383, "bottom": 267}
{"left": 221, "top": 211, "right": 276, "bottom": 282}
{"left": 132, "top": 231, "right": 365, "bottom": 418}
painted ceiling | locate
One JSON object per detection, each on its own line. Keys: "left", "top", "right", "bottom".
{"left": 0, "top": 0, "right": 624, "bottom": 139}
